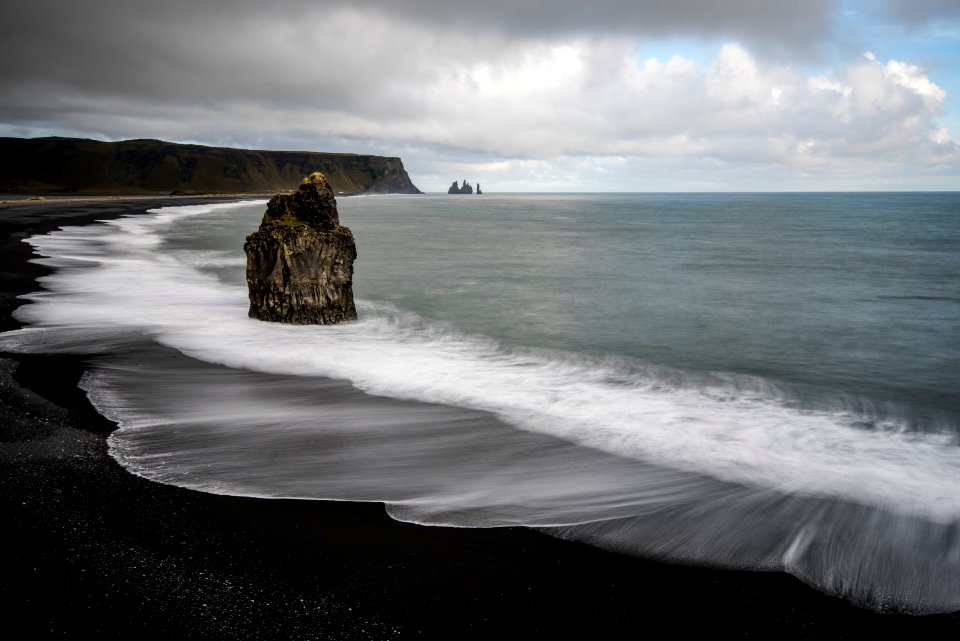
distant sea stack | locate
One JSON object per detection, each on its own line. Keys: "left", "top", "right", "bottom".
{"left": 448, "top": 179, "right": 474, "bottom": 194}
{"left": 244, "top": 173, "right": 357, "bottom": 324}
{"left": 0, "top": 137, "right": 422, "bottom": 195}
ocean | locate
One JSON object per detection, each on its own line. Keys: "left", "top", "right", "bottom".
{"left": 1, "top": 192, "right": 958, "bottom": 613}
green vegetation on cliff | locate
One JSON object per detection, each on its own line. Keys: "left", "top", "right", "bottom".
{"left": 0, "top": 137, "right": 421, "bottom": 195}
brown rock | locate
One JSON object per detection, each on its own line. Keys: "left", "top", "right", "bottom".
{"left": 244, "top": 173, "right": 358, "bottom": 324}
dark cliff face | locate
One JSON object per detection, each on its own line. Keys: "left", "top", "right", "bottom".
{"left": 244, "top": 173, "right": 358, "bottom": 325}
{"left": 0, "top": 137, "right": 421, "bottom": 195}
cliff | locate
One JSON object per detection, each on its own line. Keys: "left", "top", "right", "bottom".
{"left": 0, "top": 137, "right": 421, "bottom": 195}
{"left": 244, "top": 173, "right": 357, "bottom": 324}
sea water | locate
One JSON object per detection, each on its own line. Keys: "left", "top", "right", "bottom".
{"left": 1, "top": 193, "right": 958, "bottom": 612}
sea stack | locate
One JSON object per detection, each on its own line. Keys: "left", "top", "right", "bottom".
{"left": 244, "top": 172, "right": 357, "bottom": 324}
{"left": 448, "top": 179, "right": 474, "bottom": 194}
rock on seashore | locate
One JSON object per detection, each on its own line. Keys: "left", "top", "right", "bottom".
{"left": 244, "top": 172, "right": 357, "bottom": 324}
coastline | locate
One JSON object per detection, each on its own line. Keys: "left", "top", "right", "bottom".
{"left": 1, "top": 199, "right": 957, "bottom": 638}
{"left": 0, "top": 190, "right": 395, "bottom": 208}
{"left": 1, "top": 192, "right": 318, "bottom": 207}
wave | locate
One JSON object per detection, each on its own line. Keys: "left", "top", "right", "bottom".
{"left": 1, "top": 201, "right": 958, "bottom": 613}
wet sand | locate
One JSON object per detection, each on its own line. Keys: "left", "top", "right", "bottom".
{"left": 1, "top": 198, "right": 956, "bottom": 638}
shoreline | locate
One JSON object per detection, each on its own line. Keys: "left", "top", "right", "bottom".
{"left": 0, "top": 189, "right": 413, "bottom": 207}
{"left": 1, "top": 198, "right": 957, "bottom": 638}
{"left": 0, "top": 193, "right": 275, "bottom": 206}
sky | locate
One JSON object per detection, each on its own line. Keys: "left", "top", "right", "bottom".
{"left": 1, "top": 0, "right": 958, "bottom": 192}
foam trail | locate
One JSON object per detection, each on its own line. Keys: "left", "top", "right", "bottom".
{"left": 1, "top": 200, "right": 958, "bottom": 613}
{"left": 9, "top": 253, "right": 958, "bottom": 520}
{"left": 78, "top": 346, "right": 960, "bottom": 614}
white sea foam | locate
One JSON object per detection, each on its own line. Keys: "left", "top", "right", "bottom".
{"left": 1, "top": 201, "right": 959, "bottom": 525}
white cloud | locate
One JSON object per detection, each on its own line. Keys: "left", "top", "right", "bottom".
{"left": 307, "top": 36, "right": 955, "bottom": 171}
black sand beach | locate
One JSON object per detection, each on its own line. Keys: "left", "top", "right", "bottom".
{"left": 1, "top": 199, "right": 957, "bottom": 639}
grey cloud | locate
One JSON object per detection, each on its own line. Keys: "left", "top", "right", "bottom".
{"left": 361, "top": 0, "right": 837, "bottom": 53}
{"left": 3, "top": 1, "right": 838, "bottom": 58}
{"left": 0, "top": 0, "right": 838, "bottom": 118}
{"left": 885, "top": 0, "right": 960, "bottom": 24}
{"left": 0, "top": 0, "right": 837, "bottom": 129}
{"left": 1, "top": 3, "right": 439, "bottom": 124}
